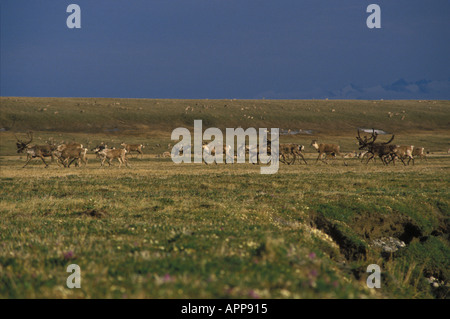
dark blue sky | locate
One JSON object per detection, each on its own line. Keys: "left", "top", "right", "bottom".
{"left": 1, "top": 1, "right": 449, "bottom": 99}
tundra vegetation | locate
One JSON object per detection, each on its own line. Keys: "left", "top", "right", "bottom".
{"left": 0, "top": 97, "right": 449, "bottom": 299}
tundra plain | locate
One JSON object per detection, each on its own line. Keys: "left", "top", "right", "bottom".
{"left": 0, "top": 97, "right": 449, "bottom": 298}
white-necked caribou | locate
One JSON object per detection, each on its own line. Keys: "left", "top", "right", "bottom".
{"left": 15, "top": 132, "right": 56, "bottom": 168}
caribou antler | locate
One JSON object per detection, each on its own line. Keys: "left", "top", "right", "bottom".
{"left": 15, "top": 131, "right": 33, "bottom": 153}
{"left": 365, "top": 129, "right": 377, "bottom": 144}
{"left": 15, "top": 131, "right": 33, "bottom": 146}
{"left": 371, "top": 132, "right": 378, "bottom": 144}
{"left": 357, "top": 129, "right": 362, "bottom": 141}
{"left": 357, "top": 129, "right": 377, "bottom": 144}
{"left": 25, "top": 131, "right": 33, "bottom": 145}
{"left": 357, "top": 130, "right": 371, "bottom": 145}
{"left": 382, "top": 134, "right": 395, "bottom": 145}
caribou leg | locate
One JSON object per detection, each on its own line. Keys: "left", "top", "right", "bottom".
{"left": 297, "top": 152, "right": 307, "bottom": 165}
{"left": 282, "top": 152, "right": 295, "bottom": 165}
{"left": 335, "top": 152, "right": 348, "bottom": 166}
{"left": 315, "top": 153, "right": 321, "bottom": 163}
{"left": 291, "top": 153, "right": 297, "bottom": 165}
{"left": 22, "top": 156, "right": 34, "bottom": 168}
{"left": 39, "top": 156, "right": 49, "bottom": 168}
{"left": 67, "top": 158, "right": 80, "bottom": 168}
{"left": 290, "top": 154, "right": 296, "bottom": 165}
{"left": 365, "top": 153, "right": 375, "bottom": 165}
{"left": 316, "top": 153, "right": 328, "bottom": 164}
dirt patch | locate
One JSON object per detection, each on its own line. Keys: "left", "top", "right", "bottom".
{"left": 431, "top": 211, "right": 450, "bottom": 243}
{"left": 78, "top": 209, "right": 108, "bottom": 218}
{"left": 309, "top": 211, "right": 424, "bottom": 261}
{"left": 310, "top": 214, "right": 367, "bottom": 261}
{"left": 351, "top": 212, "right": 422, "bottom": 244}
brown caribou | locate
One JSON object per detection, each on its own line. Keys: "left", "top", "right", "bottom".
{"left": 53, "top": 146, "right": 88, "bottom": 168}
{"left": 93, "top": 146, "right": 129, "bottom": 168}
{"left": 393, "top": 145, "right": 427, "bottom": 165}
{"left": 356, "top": 129, "right": 405, "bottom": 165}
{"left": 412, "top": 147, "right": 427, "bottom": 162}
{"left": 391, "top": 145, "right": 415, "bottom": 165}
{"left": 310, "top": 140, "right": 347, "bottom": 165}
{"left": 15, "top": 132, "right": 56, "bottom": 168}
{"left": 121, "top": 143, "right": 144, "bottom": 159}
{"left": 57, "top": 142, "right": 83, "bottom": 151}
{"left": 279, "top": 144, "right": 307, "bottom": 165}
{"left": 54, "top": 142, "right": 85, "bottom": 166}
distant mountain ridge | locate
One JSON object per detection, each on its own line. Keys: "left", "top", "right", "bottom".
{"left": 329, "top": 78, "right": 450, "bottom": 100}
{"left": 256, "top": 78, "right": 450, "bottom": 100}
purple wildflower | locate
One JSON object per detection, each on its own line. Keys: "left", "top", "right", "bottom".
{"left": 63, "top": 251, "right": 74, "bottom": 260}
{"left": 163, "top": 273, "right": 172, "bottom": 282}
{"left": 248, "top": 289, "right": 260, "bottom": 299}
{"left": 309, "top": 269, "right": 318, "bottom": 277}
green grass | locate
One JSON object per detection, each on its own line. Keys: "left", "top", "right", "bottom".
{"left": 1, "top": 97, "right": 449, "bottom": 135}
{"left": 0, "top": 156, "right": 448, "bottom": 298}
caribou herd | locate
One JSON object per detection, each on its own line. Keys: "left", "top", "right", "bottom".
{"left": 13, "top": 129, "right": 429, "bottom": 168}
{"left": 14, "top": 132, "right": 141, "bottom": 168}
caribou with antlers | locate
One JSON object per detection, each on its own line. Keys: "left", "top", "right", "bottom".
{"left": 15, "top": 131, "right": 56, "bottom": 168}
{"left": 356, "top": 129, "right": 405, "bottom": 165}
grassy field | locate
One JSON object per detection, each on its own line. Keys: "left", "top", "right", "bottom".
{"left": 0, "top": 97, "right": 449, "bottom": 299}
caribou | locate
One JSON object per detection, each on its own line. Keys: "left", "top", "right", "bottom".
{"left": 15, "top": 132, "right": 56, "bottom": 168}
{"left": 53, "top": 146, "right": 88, "bottom": 168}
{"left": 393, "top": 146, "right": 427, "bottom": 165}
{"left": 310, "top": 140, "right": 347, "bottom": 165}
{"left": 279, "top": 144, "right": 307, "bottom": 165}
{"left": 57, "top": 142, "right": 83, "bottom": 151}
{"left": 121, "top": 143, "right": 144, "bottom": 159}
{"left": 93, "top": 145, "right": 129, "bottom": 168}
{"left": 412, "top": 147, "right": 427, "bottom": 162}
{"left": 91, "top": 143, "right": 107, "bottom": 159}
{"left": 53, "top": 142, "right": 86, "bottom": 167}
{"left": 356, "top": 129, "right": 405, "bottom": 165}
{"left": 391, "top": 145, "right": 415, "bottom": 166}
{"left": 202, "top": 143, "right": 233, "bottom": 164}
